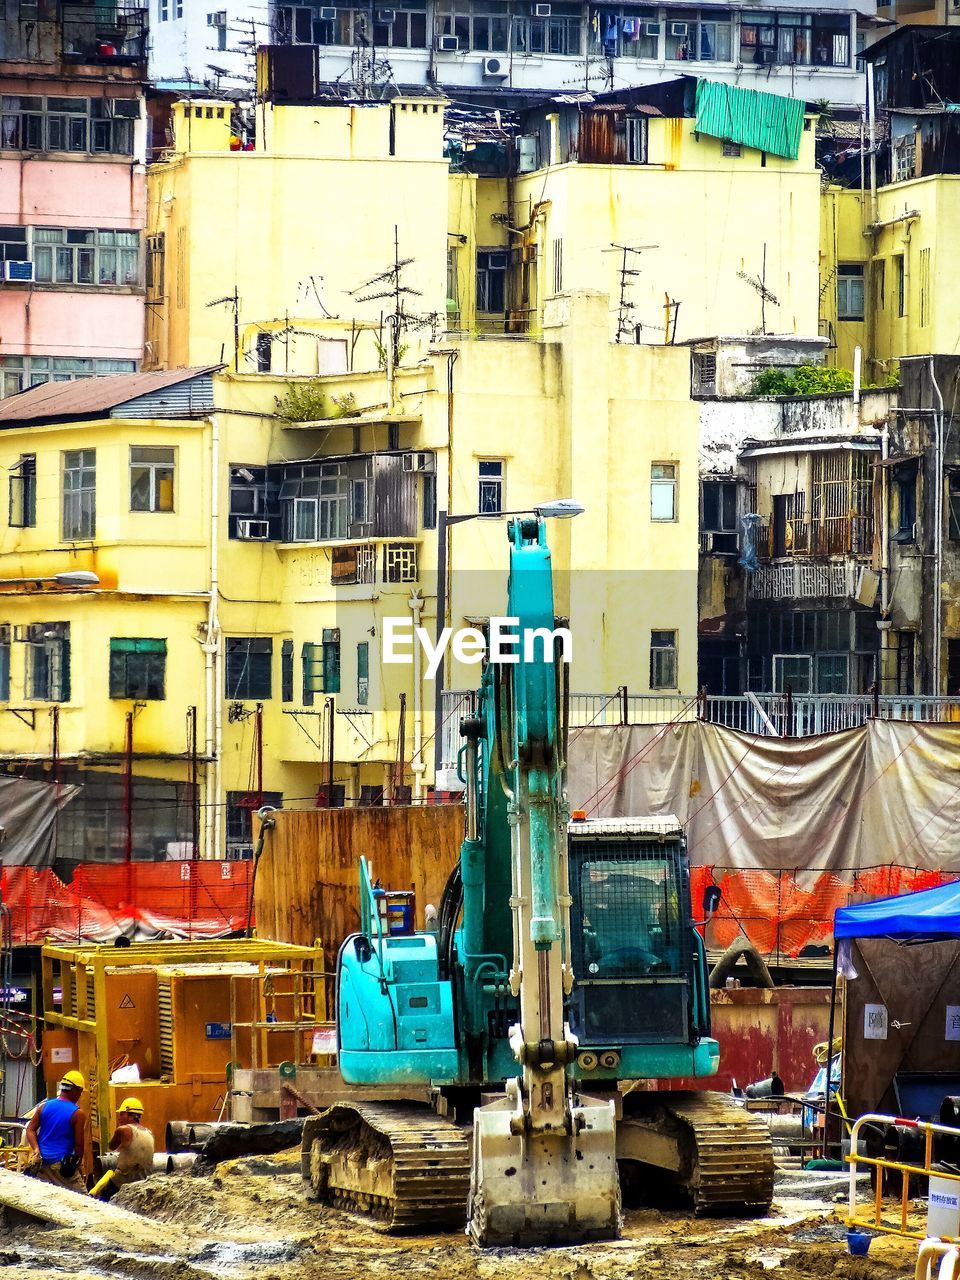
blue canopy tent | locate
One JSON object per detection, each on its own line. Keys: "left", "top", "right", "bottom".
{"left": 822, "top": 879, "right": 960, "bottom": 1148}
{"left": 834, "top": 880, "right": 960, "bottom": 941}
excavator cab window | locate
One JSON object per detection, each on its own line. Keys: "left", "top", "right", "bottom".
{"left": 568, "top": 842, "right": 695, "bottom": 1046}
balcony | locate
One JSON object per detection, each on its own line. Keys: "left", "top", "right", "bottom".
{"left": 750, "top": 558, "right": 870, "bottom": 601}
{"left": 61, "top": 0, "right": 146, "bottom": 65}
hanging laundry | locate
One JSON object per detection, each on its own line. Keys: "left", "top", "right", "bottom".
{"left": 622, "top": 16, "right": 637, "bottom": 38}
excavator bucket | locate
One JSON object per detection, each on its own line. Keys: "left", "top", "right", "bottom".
{"left": 467, "top": 1094, "right": 621, "bottom": 1247}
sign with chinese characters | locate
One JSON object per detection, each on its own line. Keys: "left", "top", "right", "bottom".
{"left": 946, "top": 1007, "right": 960, "bottom": 1042}
{"left": 864, "top": 1003, "right": 888, "bottom": 1040}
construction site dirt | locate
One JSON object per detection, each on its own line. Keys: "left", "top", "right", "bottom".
{"left": 1, "top": 1150, "right": 919, "bottom": 1280}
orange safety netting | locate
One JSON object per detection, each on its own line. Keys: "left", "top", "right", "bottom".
{"left": 696, "top": 865, "right": 958, "bottom": 957}
{"left": 1, "top": 861, "right": 253, "bottom": 945}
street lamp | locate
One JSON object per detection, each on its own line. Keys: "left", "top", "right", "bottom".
{"left": 432, "top": 499, "right": 584, "bottom": 779}
{"left": 0, "top": 571, "right": 100, "bottom": 589}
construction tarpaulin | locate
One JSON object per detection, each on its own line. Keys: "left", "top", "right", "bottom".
{"left": 0, "top": 860, "right": 253, "bottom": 943}
{"left": 694, "top": 79, "right": 805, "bottom": 160}
{"left": 0, "top": 774, "right": 80, "bottom": 867}
{"left": 569, "top": 720, "right": 960, "bottom": 873}
{"left": 834, "top": 879, "right": 960, "bottom": 940}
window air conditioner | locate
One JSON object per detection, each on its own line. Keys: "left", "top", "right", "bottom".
{"left": 483, "top": 55, "right": 507, "bottom": 76}
{"left": 377, "top": 7, "right": 395, "bottom": 20}
{"left": 644, "top": 20, "right": 661, "bottom": 35}
{"left": 2, "top": 260, "right": 34, "bottom": 282}
{"left": 438, "top": 33, "right": 459, "bottom": 49}
{"left": 319, "top": 5, "right": 337, "bottom": 17}
{"left": 534, "top": 3, "right": 551, "bottom": 14}
{"left": 760, "top": 47, "right": 777, "bottom": 63}
{"left": 669, "top": 21, "right": 687, "bottom": 36}
{"left": 237, "top": 518, "right": 270, "bottom": 540}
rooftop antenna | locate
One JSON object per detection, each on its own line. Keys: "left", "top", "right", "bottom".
{"left": 737, "top": 242, "right": 779, "bottom": 334}
{"left": 206, "top": 287, "right": 240, "bottom": 369}
{"left": 608, "top": 242, "right": 655, "bottom": 343}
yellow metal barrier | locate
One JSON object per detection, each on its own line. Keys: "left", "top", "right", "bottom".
{"left": 847, "top": 1113, "right": 960, "bottom": 1242}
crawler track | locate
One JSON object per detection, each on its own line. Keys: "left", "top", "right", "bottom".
{"left": 301, "top": 1102, "right": 472, "bottom": 1232}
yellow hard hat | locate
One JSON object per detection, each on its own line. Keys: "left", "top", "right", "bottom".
{"left": 118, "top": 1097, "right": 144, "bottom": 1115}
{"left": 59, "top": 1070, "right": 85, "bottom": 1091}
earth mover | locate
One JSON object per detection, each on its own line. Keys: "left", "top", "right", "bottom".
{"left": 302, "top": 515, "right": 773, "bottom": 1246}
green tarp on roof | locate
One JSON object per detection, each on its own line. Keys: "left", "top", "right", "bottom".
{"left": 694, "top": 79, "right": 805, "bottom": 160}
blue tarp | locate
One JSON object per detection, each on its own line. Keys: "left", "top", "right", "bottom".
{"left": 834, "top": 879, "right": 960, "bottom": 941}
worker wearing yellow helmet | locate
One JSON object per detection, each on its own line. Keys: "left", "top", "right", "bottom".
{"left": 23, "top": 1070, "right": 88, "bottom": 1192}
{"left": 90, "top": 1097, "right": 155, "bottom": 1201}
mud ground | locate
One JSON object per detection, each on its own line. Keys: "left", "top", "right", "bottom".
{"left": 0, "top": 1149, "right": 920, "bottom": 1280}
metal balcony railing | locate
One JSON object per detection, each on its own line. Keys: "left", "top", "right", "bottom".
{"left": 438, "top": 690, "right": 960, "bottom": 769}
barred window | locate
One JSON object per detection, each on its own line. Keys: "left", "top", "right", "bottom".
{"left": 109, "top": 638, "right": 167, "bottom": 700}
{"left": 383, "top": 543, "right": 418, "bottom": 583}
{"left": 225, "top": 637, "right": 272, "bottom": 700}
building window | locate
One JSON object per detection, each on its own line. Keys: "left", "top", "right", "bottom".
{"left": 255, "top": 332, "right": 272, "bottom": 373}
{"left": 625, "top": 115, "right": 648, "bottom": 163}
{"left": 360, "top": 784, "right": 385, "bottom": 806}
{"left": 383, "top": 543, "right": 419, "bottom": 583}
{"left": 225, "top": 637, "right": 272, "bottom": 700}
{"left": 0, "top": 96, "right": 137, "bottom": 156}
{"left": 0, "top": 226, "right": 28, "bottom": 265}
{"left": 130, "top": 446, "right": 175, "bottom": 513}
{"left": 159, "top": 0, "right": 168, "bottom": 19}
{"left": 949, "top": 474, "right": 960, "bottom": 541}
{"left": 357, "top": 641, "right": 369, "bottom": 705}
{"left": 109, "top": 638, "right": 166, "bottom": 699}
{"left": 737, "top": 10, "right": 849, "bottom": 68}
{"left": 0, "top": 627, "right": 9, "bottom": 701}
{"left": 281, "top": 639, "right": 294, "bottom": 702}
{"left": 277, "top": 0, "right": 427, "bottom": 48}
{"left": 28, "top": 622, "right": 70, "bottom": 702}
{"left": 650, "top": 630, "right": 678, "bottom": 690}
{"left": 895, "top": 254, "right": 905, "bottom": 318}
{"left": 146, "top": 233, "right": 165, "bottom": 299}
{"left": 280, "top": 460, "right": 370, "bottom": 542}
{"left": 552, "top": 237, "right": 563, "bottom": 293}
{"left": 476, "top": 250, "right": 507, "bottom": 314}
{"left": 651, "top": 462, "right": 677, "bottom": 522}
{"left": 302, "top": 630, "right": 340, "bottom": 705}
{"left": 894, "top": 468, "right": 916, "bottom": 541}
{"left": 9, "top": 454, "right": 36, "bottom": 528}
{"left": 226, "top": 790, "right": 282, "bottom": 855}
{"left": 32, "top": 227, "right": 141, "bottom": 287}
{"left": 693, "top": 352, "right": 717, "bottom": 396}
{"left": 896, "top": 632, "right": 915, "bottom": 696}
{"left": 893, "top": 135, "right": 916, "bottom": 183}
{"left": 702, "top": 479, "right": 737, "bottom": 542}
{"left": 62, "top": 449, "right": 96, "bottom": 540}
{"left": 229, "top": 465, "right": 278, "bottom": 539}
{"left": 837, "top": 264, "right": 865, "bottom": 320}
{"left": 478, "top": 459, "right": 504, "bottom": 514}
{"left": 919, "top": 247, "right": 930, "bottom": 329}
{"left": 721, "top": 140, "right": 741, "bottom": 157}
{"left": 0, "top": 355, "right": 137, "bottom": 399}
{"left": 422, "top": 472, "right": 437, "bottom": 530}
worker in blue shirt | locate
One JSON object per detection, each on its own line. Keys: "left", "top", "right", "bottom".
{"left": 24, "top": 1070, "right": 88, "bottom": 1192}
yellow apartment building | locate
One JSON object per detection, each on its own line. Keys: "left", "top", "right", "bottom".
{"left": 0, "top": 295, "right": 698, "bottom": 856}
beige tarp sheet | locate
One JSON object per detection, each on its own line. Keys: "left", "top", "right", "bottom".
{"left": 568, "top": 721, "right": 960, "bottom": 871}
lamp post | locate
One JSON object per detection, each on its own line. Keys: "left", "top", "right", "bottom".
{"left": 0, "top": 571, "right": 100, "bottom": 589}
{"left": 432, "top": 499, "right": 584, "bottom": 782}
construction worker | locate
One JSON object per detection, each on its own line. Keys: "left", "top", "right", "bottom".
{"left": 90, "top": 1098, "right": 154, "bottom": 1201}
{"left": 23, "top": 1070, "right": 87, "bottom": 1192}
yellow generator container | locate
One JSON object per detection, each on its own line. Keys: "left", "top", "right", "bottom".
{"left": 41, "top": 939, "right": 322, "bottom": 1155}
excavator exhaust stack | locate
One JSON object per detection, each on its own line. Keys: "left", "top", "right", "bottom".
{"left": 468, "top": 1093, "right": 621, "bottom": 1247}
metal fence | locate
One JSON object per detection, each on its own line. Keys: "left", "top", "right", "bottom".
{"left": 439, "top": 690, "right": 960, "bottom": 769}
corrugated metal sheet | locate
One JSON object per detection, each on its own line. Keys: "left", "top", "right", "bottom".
{"left": 0, "top": 367, "right": 220, "bottom": 426}
{"left": 578, "top": 107, "right": 627, "bottom": 164}
{"left": 113, "top": 373, "right": 215, "bottom": 419}
{"left": 694, "top": 79, "right": 804, "bottom": 161}
{"left": 373, "top": 454, "right": 416, "bottom": 537}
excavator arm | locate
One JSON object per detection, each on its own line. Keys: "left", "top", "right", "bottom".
{"left": 466, "top": 517, "right": 621, "bottom": 1246}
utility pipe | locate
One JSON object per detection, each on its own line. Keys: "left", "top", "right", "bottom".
{"left": 866, "top": 62, "right": 878, "bottom": 227}
{"left": 408, "top": 590, "right": 425, "bottom": 800}
{"left": 930, "top": 358, "right": 946, "bottom": 694}
{"left": 880, "top": 420, "right": 891, "bottom": 692}
{"left": 853, "top": 345, "right": 862, "bottom": 409}
{"left": 202, "top": 414, "right": 222, "bottom": 859}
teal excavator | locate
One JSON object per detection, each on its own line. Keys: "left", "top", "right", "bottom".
{"left": 301, "top": 516, "right": 773, "bottom": 1245}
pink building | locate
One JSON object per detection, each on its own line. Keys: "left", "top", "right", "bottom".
{"left": 0, "top": 5, "right": 147, "bottom": 398}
